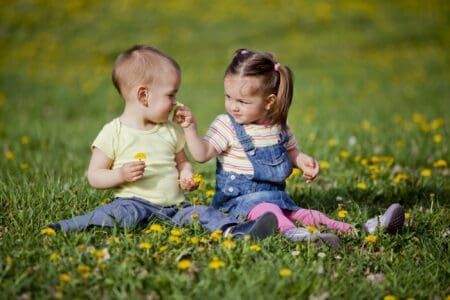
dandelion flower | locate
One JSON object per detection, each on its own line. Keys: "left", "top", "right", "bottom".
{"left": 148, "top": 223, "right": 164, "bottom": 234}
{"left": 320, "top": 160, "right": 330, "bottom": 169}
{"left": 50, "top": 252, "right": 61, "bottom": 261}
{"left": 5, "top": 150, "right": 14, "bottom": 160}
{"left": 20, "top": 163, "right": 29, "bottom": 170}
{"left": 249, "top": 244, "right": 261, "bottom": 252}
{"left": 421, "top": 169, "right": 432, "bottom": 177}
{"left": 205, "top": 190, "right": 215, "bottom": 198}
{"left": 433, "top": 134, "right": 442, "bottom": 143}
{"left": 134, "top": 152, "right": 147, "bottom": 160}
{"left": 190, "top": 237, "right": 199, "bottom": 245}
{"left": 383, "top": 295, "right": 398, "bottom": 300}
{"left": 169, "top": 235, "right": 181, "bottom": 244}
{"left": 21, "top": 136, "right": 30, "bottom": 145}
{"left": 210, "top": 230, "right": 223, "bottom": 241}
{"left": 279, "top": 268, "right": 293, "bottom": 277}
{"left": 209, "top": 256, "right": 225, "bottom": 269}
{"left": 40, "top": 227, "right": 56, "bottom": 236}
{"left": 222, "top": 239, "right": 236, "bottom": 249}
{"left": 339, "top": 150, "right": 349, "bottom": 158}
{"left": 433, "top": 159, "right": 447, "bottom": 168}
{"left": 404, "top": 212, "right": 410, "bottom": 220}
{"left": 328, "top": 139, "right": 337, "bottom": 147}
{"left": 77, "top": 265, "right": 91, "bottom": 273}
{"left": 59, "top": 273, "right": 72, "bottom": 283}
{"left": 139, "top": 242, "right": 152, "bottom": 250}
{"left": 307, "top": 225, "right": 318, "bottom": 233}
{"left": 170, "top": 229, "right": 182, "bottom": 236}
{"left": 159, "top": 245, "right": 168, "bottom": 252}
{"left": 357, "top": 182, "right": 367, "bottom": 190}
{"left": 430, "top": 118, "right": 444, "bottom": 130}
{"left": 365, "top": 235, "right": 377, "bottom": 244}
{"left": 177, "top": 259, "right": 192, "bottom": 270}
{"left": 338, "top": 210, "right": 348, "bottom": 218}
{"left": 393, "top": 173, "right": 409, "bottom": 184}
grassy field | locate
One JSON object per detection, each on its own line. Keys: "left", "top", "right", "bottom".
{"left": 1, "top": 1, "right": 449, "bottom": 299}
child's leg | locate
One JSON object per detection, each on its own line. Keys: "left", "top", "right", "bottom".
{"left": 51, "top": 199, "right": 150, "bottom": 232}
{"left": 247, "top": 203, "right": 296, "bottom": 232}
{"left": 286, "top": 208, "right": 354, "bottom": 234}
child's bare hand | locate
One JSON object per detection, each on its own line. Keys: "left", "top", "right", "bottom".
{"left": 179, "top": 174, "right": 199, "bottom": 191}
{"left": 173, "top": 105, "right": 195, "bottom": 128}
{"left": 119, "top": 161, "right": 145, "bottom": 182}
{"left": 297, "top": 153, "right": 319, "bottom": 183}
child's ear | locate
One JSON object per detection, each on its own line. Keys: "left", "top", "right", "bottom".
{"left": 137, "top": 86, "right": 150, "bottom": 106}
{"left": 265, "top": 94, "right": 276, "bottom": 110}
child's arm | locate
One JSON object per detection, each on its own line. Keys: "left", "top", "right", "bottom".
{"left": 87, "top": 147, "right": 145, "bottom": 189}
{"left": 288, "top": 148, "right": 320, "bottom": 183}
{"left": 175, "top": 149, "right": 198, "bottom": 191}
{"left": 174, "top": 106, "right": 218, "bottom": 163}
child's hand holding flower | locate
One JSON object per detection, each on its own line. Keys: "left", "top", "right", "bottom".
{"left": 119, "top": 161, "right": 146, "bottom": 183}
{"left": 297, "top": 152, "right": 319, "bottom": 183}
{"left": 173, "top": 103, "right": 195, "bottom": 128}
{"left": 179, "top": 170, "right": 199, "bottom": 191}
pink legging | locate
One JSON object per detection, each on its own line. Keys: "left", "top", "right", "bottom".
{"left": 247, "top": 203, "right": 354, "bottom": 234}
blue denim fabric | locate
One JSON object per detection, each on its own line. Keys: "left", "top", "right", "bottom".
{"left": 212, "top": 114, "right": 299, "bottom": 219}
{"left": 56, "top": 197, "right": 239, "bottom": 233}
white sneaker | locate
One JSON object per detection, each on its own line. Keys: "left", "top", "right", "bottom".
{"left": 363, "top": 203, "right": 405, "bottom": 234}
{"left": 284, "top": 228, "right": 340, "bottom": 249}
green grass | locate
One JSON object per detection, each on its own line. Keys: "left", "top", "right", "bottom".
{"left": 0, "top": 0, "right": 449, "bottom": 299}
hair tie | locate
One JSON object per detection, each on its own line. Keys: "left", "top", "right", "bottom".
{"left": 274, "top": 63, "right": 281, "bottom": 72}
{"left": 240, "top": 50, "right": 248, "bottom": 55}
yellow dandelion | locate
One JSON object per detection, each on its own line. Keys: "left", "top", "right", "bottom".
{"left": 148, "top": 223, "right": 164, "bottom": 234}
{"left": 190, "top": 237, "right": 199, "bottom": 245}
{"left": 139, "top": 242, "right": 152, "bottom": 250}
{"left": 433, "top": 134, "right": 442, "bottom": 143}
{"left": 357, "top": 182, "right": 367, "bottom": 190}
{"left": 383, "top": 295, "right": 398, "bottom": 300}
{"left": 339, "top": 150, "right": 350, "bottom": 158}
{"left": 193, "top": 174, "right": 203, "bottom": 184}
{"left": 288, "top": 168, "right": 302, "bottom": 180}
{"left": 177, "top": 259, "right": 192, "bottom": 270}
{"left": 205, "top": 190, "right": 215, "bottom": 198}
{"left": 59, "top": 273, "right": 72, "bottom": 283}
{"left": 338, "top": 210, "right": 348, "bottom": 218}
{"left": 40, "top": 227, "right": 56, "bottom": 236}
{"left": 365, "top": 235, "right": 377, "bottom": 244}
{"left": 404, "top": 212, "right": 410, "bottom": 220}
{"left": 5, "top": 150, "right": 14, "bottom": 160}
{"left": 190, "top": 213, "right": 199, "bottom": 221}
{"left": 360, "top": 158, "right": 368, "bottom": 166}
{"left": 328, "top": 138, "right": 337, "bottom": 147}
{"left": 208, "top": 256, "right": 225, "bottom": 269}
{"left": 170, "top": 229, "right": 182, "bottom": 236}
{"left": 433, "top": 159, "right": 447, "bottom": 168}
{"left": 279, "top": 268, "right": 293, "bottom": 277}
{"left": 77, "top": 265, "right": 91, "bottom": 273}
{"left": 210, "top": 230, "right": 223, "bottom": 241}
{"left": 430, "top": 118, "right": 444, "bottom": 130}
{"left": 49, "top": 252, "right": 61, "bottom": 261}
{"left": 362, "top": 120, "right": 371, "bottom": 130}
{"left": 320, "top": 160, "right": 330, "bottom": 169}
{"left": 307, "top": 225, "right": 318, "bottom": 233}
{"left": 222, "top": 239, "right": 236, "bottom": 249}
{"left": 249, "top": 244, "right": 261, "bottom": 252}
{"left": 169, "top": 235, "right": 181, "bottom": 244}
{"left": 106, "top": 236, "right": 119, "bottom": 245}
{"left": 159, "top": 245, "right": 168, "bottom": 252}
{"left": 20, "top": 163, "right": 29, "bottom": 170}
{"left": 421, "top": 169, "right": 432, "bottom": 177}
{"left": 393, "top": 173, "right": 409, "bottom": 184}
{"left": 21, "top": 136, "right": 30, "bottom": 145}
{"left": 134, "top": 152, "right": 147, "bottom": 160}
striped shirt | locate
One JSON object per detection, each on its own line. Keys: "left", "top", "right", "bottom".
{"left": 204, "top": 114, "right": 298, "bottom": 175}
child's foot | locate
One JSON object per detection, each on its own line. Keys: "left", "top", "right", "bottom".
{"left": 224, "top": 212, "right": 278, "bottom": 240}
{"left": 284, "top": 228, "right": 340, "bottom": 249}
{"left": 363, "top": 203, "right": 405, "bottom": 234}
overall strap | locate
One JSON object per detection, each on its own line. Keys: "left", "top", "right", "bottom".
{"left": 226, "top": 113, "right": 255, "bottom": 155}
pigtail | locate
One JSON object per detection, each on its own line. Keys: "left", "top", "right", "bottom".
{"left": 275, "top": 65, "right": 293, "bottom": 132}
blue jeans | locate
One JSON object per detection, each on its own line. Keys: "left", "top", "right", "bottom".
{"left": 56, "top": 197, "right": 239, "bottom": 233}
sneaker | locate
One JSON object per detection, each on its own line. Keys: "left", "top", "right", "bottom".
{"left": 225, "top": 212, "right": 278, "bottom": 240}
{"left": 363, "top": 203, "right": 405, "bottom": 234}
{"left": 284, "top": 228, "right": 340, "bottom": 249}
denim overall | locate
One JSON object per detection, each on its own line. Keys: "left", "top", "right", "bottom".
{"left": 212, "top": 114, "right": 299, "bottom": 219}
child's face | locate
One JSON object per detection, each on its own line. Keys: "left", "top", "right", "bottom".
{"left": 145, "top": 65, "right": 180, "bottom": 123}
{"left": 224, "top": 75, "right": 271, "bottom": 125}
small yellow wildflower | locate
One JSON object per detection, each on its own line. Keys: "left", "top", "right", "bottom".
{"left": 190, "top": 237, "right": 199, "bottom": 245}
{"left": 20, "top": 163, "right": 29, "bottom": 170}
{"left": 222, "top": 239, "right": 236, "bottom": 249}
{"left": 134, "top": 152, "right": 147, "bottom": 160}
{"left": 421, "top": 169, "right": 432, "bottom": 177}
{"left": 383, "top": 295, "right": 398, "bottom": 300}
{"left": 210, "top": 230, "right": 223, "bottom": 241}
{"left": 170, "top": 229, "right": 182, "bottom": 236}
{"left": 320, "top": 160, "right": 330, "bottom": 169}
{"left": 40, "top": 227, "right": 56, "bottom": 236}
{"left": 59, "top": 273, "right": 72, "bottom": 283}
{"left": 404, "top": 212, "right": 410, "bottom": 220}
{"left": 49, "top": 252, "right": 61, "bottom": 261}
{"left": 177, "top": 259, "right": 192, "bottom": 270}
{"left": 279, "top": 268, "right": 293, "bottom": 277}
{"left": 339, "top": 150, "right": 349, "bottom": 158}
{"left": 249, "top": 244, "right": 261, "bottom": 252}
{"left": 5, "top": 150, "right": 14, "bottom": 160}
{"left": 393, "top": 173, "right": 409, "bottom": 184}
{"left": 338, "top": 210, "right": 347, "bottom": 218}
{"left": 365, "top": 235, "right": 377, "bottom": 244}
{"left": 148, "top": 223, "right": 164, "bottom": 234}
{"left": 169, "top": 235, "right": 181, "bottom": 244}
{"left": 430, "top": 118, "right": 444, "bottom": 130}
{"left": 77, "top": 265, "right": 91, "bottom": 273}
{"left": 206, "top": 190, "right": 215, "bottom": 198}
{"left": 106, "top": 236, "right": 120, "bottom": 245}
{"left": 288, "top": 168, "right": 301, "bottom": 179}
{"left": 159, "top": 245, "right": 168, "bottom": 252}
{"left": 139, "top": 242, "right": 152, "bottom": 250}
{"left": 21, "top": 136, "right": 30, "bottom": 145}
{"left": 307, "top": 225, "right": 318, "bottom": 233}
{"left": 193, "top": 174, "right": 203, "bottom": 184}
{"left": 328, "top": 138, "right": 337, "bottom": 147}
{"left": 433, "top": 134, "right": 442, "bottom": 143}
{"left": 362, "top": 120, "right": 371, "bottom": 130}
{"left": 357, "top": 182, "right": 367, "bottom": 190}
{"left": 360, "top": 158, "right": 368, "bottom": 166}
{"left": 209, "top": 256, "right": 225, "bottom": 269}
{"left": 433, "top": 159, "right": 447, "bottom": 168}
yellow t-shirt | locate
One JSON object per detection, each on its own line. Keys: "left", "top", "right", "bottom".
{"left": 92, "top": 118, "right": 185, "bottom": 206}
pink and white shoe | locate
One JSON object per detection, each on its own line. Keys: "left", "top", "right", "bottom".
{"left": 363, "top": 203, "right": 405, "bottom": 234}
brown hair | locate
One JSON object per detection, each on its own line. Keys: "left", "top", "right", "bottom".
{"left": 112, "top": 45, "right": 180, "bottom": 96}
{"left": 224, "top": 48, "right": 293, "bottom": 131}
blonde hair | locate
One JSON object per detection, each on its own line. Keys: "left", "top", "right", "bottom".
{"left": 112, "top": 45, "right": 180, "bottom": 96}
{"left": 224, "top": 48, "right": 293, "bottom": 131}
